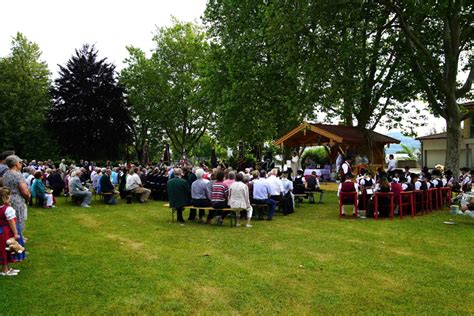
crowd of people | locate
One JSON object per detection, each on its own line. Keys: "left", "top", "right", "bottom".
{"left": 2, "top": 148, "right": 474, "bottom": 276}
{"left": 337, "top": 156, "right": 472, "bottom": 217}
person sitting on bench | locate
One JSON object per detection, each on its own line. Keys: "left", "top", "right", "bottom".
{"left": 69, "top": 169, "right": 92, "bottom": 208}
{"left": 99, "top": 168, "right": 118, "bottom": 205}
{"left": 190, "top": 168, "right": 211, "bottom": 222}
{"left": 167, "top": 168, "right": 191, "bottom": 223}
{"left": 229, "top": 172, "right": 253, "bottom": 227}
{"left": 126, "top": 167, "right": 151, "bottom": 203}
{"left": 293, "top": 169, "right": 306, "bottom": 194}
{"left": 306, "top": 171, "right": 324, "bottom": 203}
{"left": 210, "top": 170, "right": 229, "bottom": 225}
{"left": 252, "top": 170, "right": 276, "bottom": 221}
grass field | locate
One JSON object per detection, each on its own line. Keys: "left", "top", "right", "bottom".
{"left": 1, "top": 187, "right": 473, "bottom": 315}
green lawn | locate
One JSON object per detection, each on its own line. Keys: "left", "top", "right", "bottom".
{"left": 1, "top": 189, "right": 473, "bottom": 315}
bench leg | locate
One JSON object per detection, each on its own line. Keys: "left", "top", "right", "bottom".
{"left": 318, "top": 191, "right": 324, "bottom": 204}
{"left": 229, "top": 211, "right": 236, "bottom": 227}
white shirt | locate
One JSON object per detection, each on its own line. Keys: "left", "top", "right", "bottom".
{"left": 266, "top": 175, "right": 284, "bottom": 196}
{"left": 26, "top": 174, "right": 34, "bottom": 189}
{"left": 281, "top": 178, "right": 293, "bottom": 194}
{"left": 461, "top": 174, "right": 471, "bottom": 186}
{"left": 4, "top": 206, "right": 16, "bottom": 220}
{"left": 126, "top": 173, "right": 142, "bottom": 191}
{"left": 336, "top": 154, "right": 343, "bottom": 172}
{"left": 342, "top": 162, "right": 350, "bottom": 175}
{"left": 414, "top": 181, "right": 422, "bottom": 190}
{"left": 387, "top": 159, "right": 396, "bottom": 171}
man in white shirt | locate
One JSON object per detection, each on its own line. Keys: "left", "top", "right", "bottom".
{"left": 266, "top": 168, "right": 284, "bottom": 202}
{"left": 126, "top": 167, "right": 151, "bottom": 203}
{"left": 387, "top": 154, "right": 396, "bottom": 175}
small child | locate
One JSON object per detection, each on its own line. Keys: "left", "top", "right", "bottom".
{"left": 0, "top": 187, "right": 22, "bottom": 276}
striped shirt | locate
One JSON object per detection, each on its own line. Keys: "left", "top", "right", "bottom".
{"left": 211, "top": 181, "right": 229, "bottom": 203}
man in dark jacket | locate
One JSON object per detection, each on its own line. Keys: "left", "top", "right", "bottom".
{"left": 167, "top": 168, "right": 191, "bottom": 223}
{"left": 99, "top": 168, "right": 118, "bottom": 205}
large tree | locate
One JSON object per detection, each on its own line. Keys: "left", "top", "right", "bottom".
{"left": 203, "top": 0, "right": 424, "bottom": 164}
{"left": 121, "top": 20, "right": 214, "bottom": 157}
{"left": 377, "top": 0, "right": 474, "bottom": 171}
{"left": 204, "top": 1, "right": 306, "bottom": 148}
{"left": 120, "top": 47, "right": 166, "bottom": 162}
{"left": 49, "top": 44, "right": 132, "bottom": 160}
{"left": 0, "top": 33, "right": 54, "bottom": 158}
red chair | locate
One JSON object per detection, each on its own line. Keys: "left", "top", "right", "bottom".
{"left": 413, "top": 190, "right": 430, "bottom": 215}
{"left": 339, "top": 192, "right": 358, "bottom": 219}
{"left": 398, "top": 191, "right": 415, "bottom": 219}
{"left": 428, "top": 188, "right": 439, "bottom": 211}
{"left": 439, "top": 187, "right": 452, "bottom": 208}
{"left": 374, "top": 192, "right": 394, "bottom": 220}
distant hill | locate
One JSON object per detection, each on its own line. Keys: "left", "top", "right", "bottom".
{"left": 384, "top": 132, "right": 420, "bottom": 154}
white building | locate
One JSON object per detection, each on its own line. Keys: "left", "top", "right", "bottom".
{"left": 417, "top": 102, "right": 474, "bottom": 169}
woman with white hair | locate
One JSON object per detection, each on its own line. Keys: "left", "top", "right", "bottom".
{"left": 228, "top": 172, "right": 253, "bottom": 227}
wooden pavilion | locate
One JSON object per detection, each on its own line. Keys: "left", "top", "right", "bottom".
{"left": 274, "top": 122, "right": 400, "bottom": 170}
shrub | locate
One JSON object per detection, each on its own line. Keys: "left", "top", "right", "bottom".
{"left": 301, "top": 147, "right": 330, "bottom": 169}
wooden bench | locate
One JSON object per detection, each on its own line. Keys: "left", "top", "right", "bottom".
{"left": 164, "top": 204, "right": 245, "bottom": 226}
{"left": 294, "top": 191, "right": 324, "bottom": 206}
{"left": 65, "top": 193, "right": 83, "bottom": 205}
{"left": 251, "top": 204, "right": 268, "bottom": 219}
{"left": 293, "top": 194, "right": 307, "bottom": 207}
{"left": 125, "top": 191, "right": 142, "bottom": 204}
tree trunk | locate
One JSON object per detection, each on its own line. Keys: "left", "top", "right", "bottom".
{"left": 444, "top": 105, "right": 461, "bottom": 172}
{"left": 343, "top": 96, "right": 353, "bottom": 126}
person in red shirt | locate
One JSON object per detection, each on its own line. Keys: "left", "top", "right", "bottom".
{"left": 337, "top": 174, "right": 359, "bottom": 216}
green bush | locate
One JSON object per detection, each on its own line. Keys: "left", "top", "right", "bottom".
{"left": 301, "top": 147, "right": 330, "bottom": 169}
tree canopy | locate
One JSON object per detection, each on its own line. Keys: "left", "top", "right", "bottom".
{"left": 121, "top": 20, "right": 214, "bottom": 158}
{"left": 0, "top": 33, "right": 54, "bottom": 158}
{"left": 49, "top": 44, "right": 132, "bottom": 160}
{"left": 377, "top": 0, "right": 474, "bottom": 171}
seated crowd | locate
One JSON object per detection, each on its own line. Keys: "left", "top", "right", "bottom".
{"left": 337, "top": 163, "right": 470, "bottom": 217}
{"left": 0, "top": 155, "right": 325, "bottom": 222}
{"left": 167, "top": 165, "right": 324, "bottom": 226}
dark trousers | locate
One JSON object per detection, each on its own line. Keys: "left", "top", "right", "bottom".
{"left": 103, "top": 194, "right": 117, "bottom": 205}
{"left": 175, "top": 207, "right": 185, "bottom": 222}
{"left": 191, "top": 199, "right": 211, "bottom": 220}
{"left": 281, "top": 192, "right": 294, "bottom": 214}
{"left": 253, "top": 198, "right": 276, "bottom": 219}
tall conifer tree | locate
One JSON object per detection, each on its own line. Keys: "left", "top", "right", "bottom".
{"left": 49, "top": 45, "right": 132, "bottom": 160}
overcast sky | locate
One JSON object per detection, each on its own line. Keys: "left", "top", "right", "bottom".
{"left": 0, "top": 0, "right": 445, "bottom": 137}
{"left": 0, "top": 0, "right": 208, "bottom": 74}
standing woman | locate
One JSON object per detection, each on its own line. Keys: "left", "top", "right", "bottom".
{"left": 2, "top": 155, "right": 30, "bottom": 250}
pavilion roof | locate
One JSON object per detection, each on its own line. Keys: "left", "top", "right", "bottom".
{"left": 274, "top": 122, "right": 400, "bottom": 147}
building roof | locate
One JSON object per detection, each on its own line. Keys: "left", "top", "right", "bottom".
{"left": 274, "top": 122, "right": 400, "bottom": 147}
{"left": 461, "top": 101, "right": 474, "bottom": 109}
{"left": 416, "top": 132, "right": 447, "bottom": 141}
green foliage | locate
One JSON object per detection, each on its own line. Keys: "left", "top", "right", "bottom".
{"left": 121, "top": 20, "right": 214, "bottom": 158}
{"left": 49, "top": 44, "right": 132, "bottom": 160}
{"left": 203, "top": 1, "right": 305, "bottom": 147}
{"left": 301, "top": 147, "right": 330, "bottom": 168}
{"left": 0, "top": 33, "right": 56, "bottom": 159}
{"left": 203, "top": 0, "right": 424, "bottom": 143}
{"left": 189, "top": 133, "right": 227, "bottom": 161}
{"left": 377, "top": 0, "right": 474, "bottom": 172}
{"left": 2, "top": 194, "right": 474, "bottom": 314}
{"left": 119, "top": 47, "right": 166, "bottom": 162}
{"left": 396, "top": 144, "right": 418, "bottom": 160}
